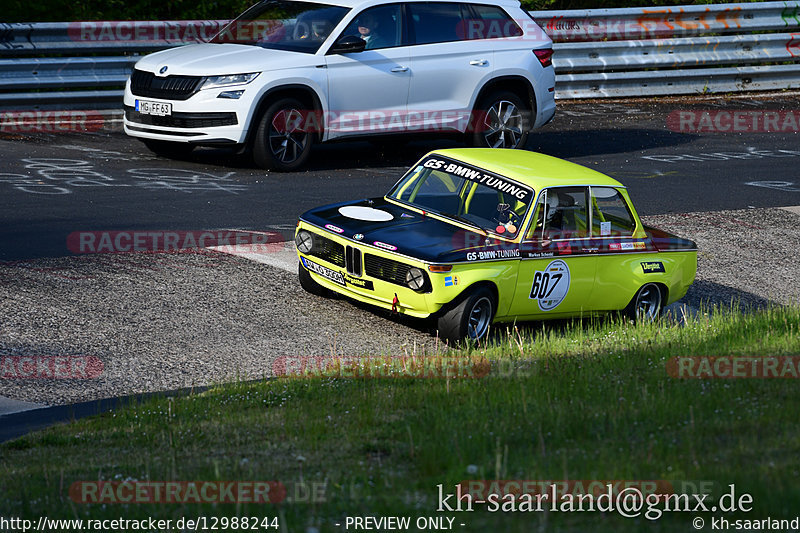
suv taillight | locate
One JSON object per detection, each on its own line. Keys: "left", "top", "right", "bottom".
{"left": 534, "top": 49, "right": 553, "bottom": 68}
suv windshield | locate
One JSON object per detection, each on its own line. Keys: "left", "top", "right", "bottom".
{"left": 211, "top": 0, "right": 349, "bottom": 54}
{"left": 388, "top": 156, "right": 534, "bottom": 238}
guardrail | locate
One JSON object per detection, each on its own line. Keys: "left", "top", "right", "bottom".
{"left": 0, "top": 2, "right": 798, "bottom": 109}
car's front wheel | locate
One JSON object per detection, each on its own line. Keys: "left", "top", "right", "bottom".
{"left": 470, "top": 90, "right": 529, "bottom": 150}
{"left": 253, "top": 98, "right": 314, "bottom": 171}
{"left": 298, "top": 261, "right": 328, "bottom": 297}
{"left": 437, "top": 286, "right": 496, "bottom": 344}
{"left": 625, "top": 283, "right": 663, "bottom": 322}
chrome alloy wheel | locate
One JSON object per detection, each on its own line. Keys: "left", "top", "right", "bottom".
{"left": 482, "top": 100, "right": 523, "bottom": 149}
{"left": 467, "top": 296, "right": 493, "bottom": 340}
{"left": 268, "top": 108, "right": 308, "bottom": 164}
{"left": 634, "top": 283, "right": 662, "bottom": 321}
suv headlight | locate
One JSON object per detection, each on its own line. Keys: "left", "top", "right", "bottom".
{"left": 296, "top": 230, "right": 313, "bottom": 253}
{"left": 405, "top": 267, "right": 426, "bottom": 291}
{"left": 200, "top": 73, "right": 259, "bottom": 90}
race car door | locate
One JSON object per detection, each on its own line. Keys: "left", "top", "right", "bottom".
{"left": 510, "top": 186, "right": 598, "bottom": 319}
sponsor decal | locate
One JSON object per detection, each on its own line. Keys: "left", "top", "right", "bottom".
{"left": 421, "top": 157, "right": 533, "bottom": 203}
{"left": 466, "top": 249, "right": 520, "bottom": 261}
{"left": 373, "top": 241, "right": 397, "bottom": 251}
{"left": 529, "top": 259, "right": 570, "bottom": 311}
{"left": 634, "top": 241, "right": 646, "bottom": 249}
{"left": 525, "top": 251, "right": 555, "bottom": 258}
{"left": 609, "top": 243, "right": 621, "bottom": 251}
{"left": 344, "top": 274, "right": 374, "bottom": 290}
{"left": 444, "top": 275, "right": 459, "bottom": 287}
{"left": 353, "top": 233, "right": 364, "bottom": 241}
{"left": 324, "top": 224, "right": 343, "bottom": 234}
{"left": 641, "top": 261, "right": 666, "bottom": 273}
{"left": 301, "top": 257, "right": 345, "bottom": 286}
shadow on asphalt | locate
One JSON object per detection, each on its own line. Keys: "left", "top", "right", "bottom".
{"left": 181, "top": 127, "right": 696, "bottom": 173}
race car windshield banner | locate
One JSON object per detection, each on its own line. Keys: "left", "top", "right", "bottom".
{"left": 420, "top": 156, "right": 533, "bottom": 204}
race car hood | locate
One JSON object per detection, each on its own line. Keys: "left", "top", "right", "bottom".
{"left": 300, "top": 197, "right": 502, "bottom": 263}
{"left": 134, "top": 43, "right": 318, "bottom": 77}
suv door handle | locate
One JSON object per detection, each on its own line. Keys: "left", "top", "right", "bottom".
{"left": 390, "top": 66, "right": 409, "bottom": 73}
{"left": 469, "top": 59, "right": 488, "bottom": 66}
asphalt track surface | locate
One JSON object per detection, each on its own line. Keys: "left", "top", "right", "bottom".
{"left": 2, "top": 94, "right": 800, "bottom": 440}
{"left": 2, "top": 94, "right": 800, "bottom": 260}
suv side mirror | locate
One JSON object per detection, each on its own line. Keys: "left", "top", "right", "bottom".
{"left": 329, "top": 35, "right": 366, "bottom": 54}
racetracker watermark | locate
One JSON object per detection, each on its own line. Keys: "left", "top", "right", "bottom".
{"left": 667, "top": 110, "right": 800, "bottom": 133}
{"left": 272, "top": 356, "right": 491, "bottom": 379}
{"left": 0, "top": 111, "right": 105, "bottom": 133}
{"left": 67, "top": 20, "right": 226, "bottom": 43}
{"left": 66, "top": 230, "right": 284, "bottom": 254}
{"left": 667, "top": 356, "right": 800, "bottom": 378}
{"left": 69, "top": 481, "right": 286, "bottom": 504}
{"left": 266, "top": 109, "right": 535, "bottom": 135}
{"left": 0, "top": 356, "right": 103, "bottom": 379}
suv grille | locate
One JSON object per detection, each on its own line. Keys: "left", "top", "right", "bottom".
{"left": 125, "top": 107, "right": 238, "bottom": 129}
{"left": 130, "top": 69, "right": 203, "bottom": 101}
{"left": 311, "top": 233, "right": 345, "bottom": 267}
{"left": 364, "top": 254, "right": 412, "bottom": 286}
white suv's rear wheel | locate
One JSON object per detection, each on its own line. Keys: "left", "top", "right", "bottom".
{"left": 471, "top": 90, "right": 529, "bottom": 150}
{"left": 253, "top": 97, "right": 314, "bottom": 171}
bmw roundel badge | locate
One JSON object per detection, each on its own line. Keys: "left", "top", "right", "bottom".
{"left": 159, "top": 66, "right": 168, "bottom": 74}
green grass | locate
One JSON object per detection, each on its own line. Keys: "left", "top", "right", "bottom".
{"left": 2, "top": 306, "right": 800, "bottom": 532}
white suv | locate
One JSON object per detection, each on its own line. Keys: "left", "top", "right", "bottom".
{"left": 123, "top": 0, "right": 556, "bottom": 170}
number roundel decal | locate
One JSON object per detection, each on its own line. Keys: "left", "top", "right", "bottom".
{"left": 529, "top": 259, "right": 571, "bottom": 311}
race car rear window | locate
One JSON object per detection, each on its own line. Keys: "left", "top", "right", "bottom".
{"left": 590, "top": 187, "right": 635, "bottom": 236}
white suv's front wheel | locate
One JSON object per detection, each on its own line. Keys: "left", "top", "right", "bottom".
{"left": 253, "top": 97, "right": 314, "bottom": 171}
{"left": 471, "top": 90, "right": 529, "bottom": 150}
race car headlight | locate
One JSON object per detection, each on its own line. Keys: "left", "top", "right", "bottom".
{"left": 200, "top": 73, "right": 259, "bottom": 90}
{"left": 405, "top": 267, "right": 426, "bottom": 291}
{"left": 296, "top": 230, "right": 313, "bottom": 253}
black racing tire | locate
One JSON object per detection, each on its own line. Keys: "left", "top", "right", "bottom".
{"left": 470, "top": 90, "right": 530, "bottom": 150}
{"left": 298, "top": 261, "right": 328, "bottom": 297}
{"left": 253, "top": 97, "right": 314, "bottom": 171}
{"left": 437, "top": 286, "right": 496, "bottom": 344}
{"left": 141, "top": 139, "right": 195, "bottom": 158}
{"left": 624, "top": 283, "right": 663, "bottom": 322}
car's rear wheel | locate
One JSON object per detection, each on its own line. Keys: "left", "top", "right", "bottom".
{"left": 437, "top": 286, "right": 496, "bottom": 343}
{"left": 625, "top": 283, "right": 663, "bottom": 322}
{"left": 470, "top": 90, "right": 529, "bottom": 150}
{"left": 141, "top": 139, "right": 195, "bottom": 158}
{"left": 298, "top": 261, "right": 328, "bottom": 297}
{"left": 253, "top": 97, "right": 314, "bottom": 171}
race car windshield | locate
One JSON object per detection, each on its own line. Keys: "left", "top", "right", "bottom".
{"left": 210, "top": 0, "right": 349, "bottom": 53}
{"left": 388, "top": 158, "right": 534, "bottom": 238}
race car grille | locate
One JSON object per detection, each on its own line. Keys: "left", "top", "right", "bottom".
{"left": 345, "top": 246, "right": 362, "bottom": 277}
{"left": 130, "top": 69, "right": 203, "bottom": 101}
{"left": 124, "top": 107, "right": 238, "bottom": 129}
{"left": 364, "top": 254, "right": 411, "bottom": 286}
{"left": 310, "top": 233, "right": 345, "bottom": 267}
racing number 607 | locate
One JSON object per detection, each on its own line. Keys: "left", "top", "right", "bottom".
{"left": 531, "top": 271, "right": 562, "bottom": 299}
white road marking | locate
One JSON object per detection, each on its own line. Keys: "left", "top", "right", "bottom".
{"left": 206, "top": 241, "right": 297, "bottom": 273}
{"left": 780, "top": 205, "right": 800, "bottom": 216}
{"left": 0, "top": 396, "right": 47, "bottom": 416}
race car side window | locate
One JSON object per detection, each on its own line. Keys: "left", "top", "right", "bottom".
{"left": 525, "top": 187, "right": 589, "bottom": 241}
{"left": 590, "top": 187, "right": 635, "bottom": 236}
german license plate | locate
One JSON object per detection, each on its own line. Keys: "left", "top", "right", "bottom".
{"left": 301, "top": 257, "right": 345, "bottom": 286}
{"left": 135, "top": 99, "right": 172, "bottom": 116}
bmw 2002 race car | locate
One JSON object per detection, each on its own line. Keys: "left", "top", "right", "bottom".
{"left": 295, "top": 149, "right": 697, "bottom": 342}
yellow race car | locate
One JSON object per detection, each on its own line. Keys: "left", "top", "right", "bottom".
{"left": 295, "top": 149, "right": 697, "bottom": 342}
